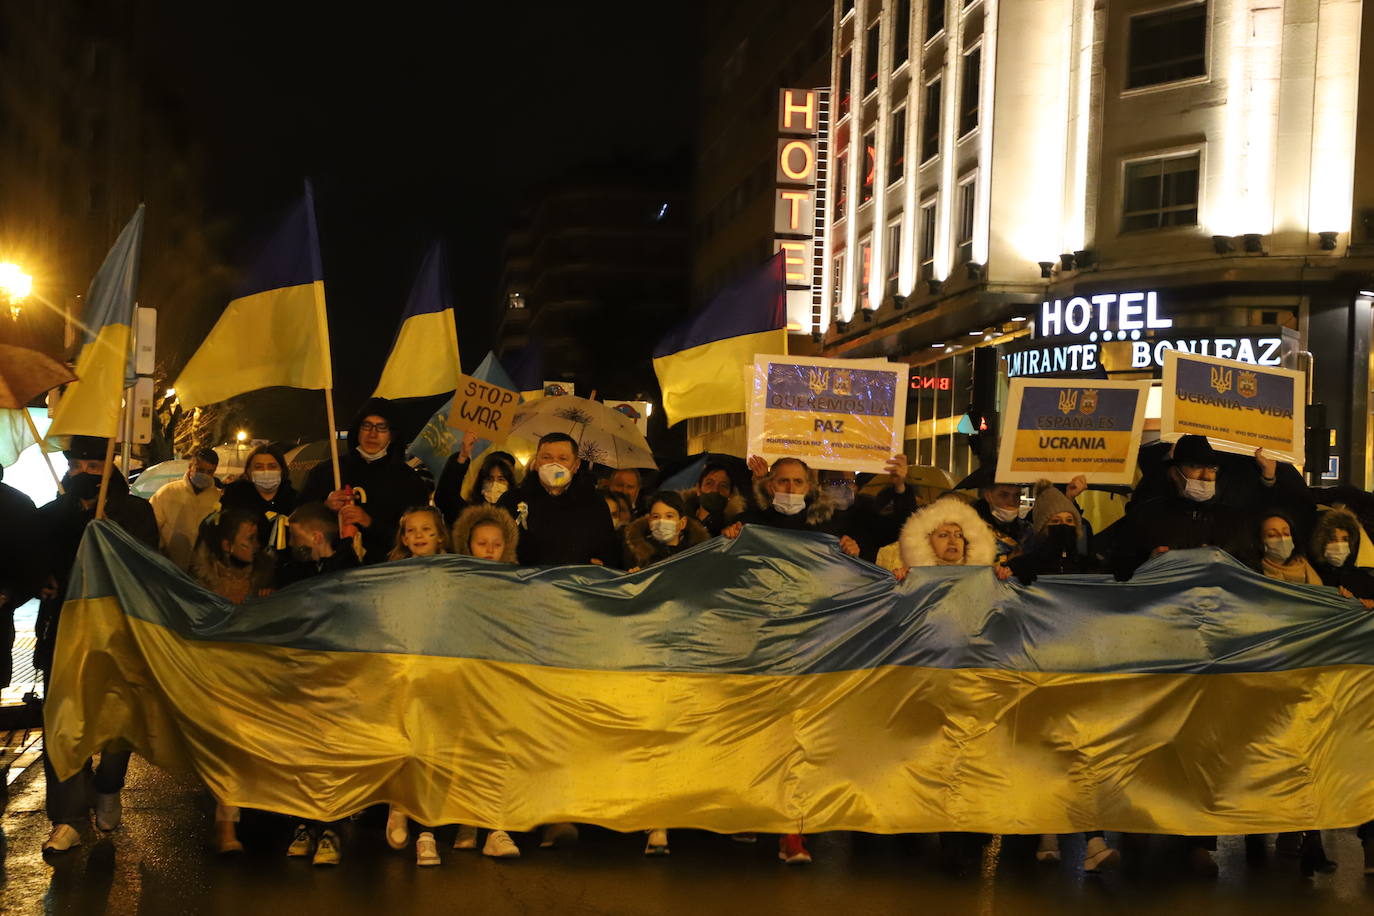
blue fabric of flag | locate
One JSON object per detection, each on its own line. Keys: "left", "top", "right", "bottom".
{"left": 233, "top": 181, "right": 324, "bottom": 298}
{"left": 653, "top": 253, "right": 785, "bottom": 359}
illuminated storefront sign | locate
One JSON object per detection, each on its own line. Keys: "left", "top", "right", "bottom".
{"left": 774, "top": 88, "right": 830, "bottom": 331}
{"left": 1004, "top": 290, "right": 1289, "bottom": 378}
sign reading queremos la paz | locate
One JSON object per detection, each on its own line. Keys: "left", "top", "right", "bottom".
{"left": 995, "top": 379, "right": 1149, "bottom": 485}
{"left": 747, "top": 354, "right": 908, "bottom": 474}
{"left": 1161, "top": 351, "right": 1305, "bottom": 465}
{"left": 1002, "top": 290, "right": 1290, "bottom": 378}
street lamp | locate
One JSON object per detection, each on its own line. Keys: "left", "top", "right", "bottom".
{"left": 0, "top": 262, "right": 33, "bottom": 319}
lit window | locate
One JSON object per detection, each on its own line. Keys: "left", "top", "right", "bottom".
{"left": 839, "top": 51, "right": 853, "bottom": 118}
{"left": 833, "top": 252, "right": 846, "bottom": 305}
{"left": 921, "top": 78, "right": 942, "bottom": 163}
{"left": 861, "top": 238, "right": 873, "bottom": 302}
{"left": 919, "top": 199, "right": 937, "bottom": 280}
{"left": 1122, "top": 153, "right": 1200, "bottom": 232}
{"left": 507, "top": 292, "right": 526, "bottom": 310}
{"left": 835, "top": 149, "right": 849, "bottom": 221}
{"left": 888, "top": 107, "right": 907, "bottom": 184}
{"left": 862, "top": 129, "right": 876, "bottom": 204}
{"left": 1127, "top": 3, "right": 1207, "bottom": 90}
{"left": 959, "top": 47, "right": 981, "bottom": 136}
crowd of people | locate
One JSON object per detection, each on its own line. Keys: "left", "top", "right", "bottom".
{"left": 1, "top": 394, "right": 1372, "bottom": 880}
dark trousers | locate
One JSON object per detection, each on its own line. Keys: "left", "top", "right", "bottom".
{"left": 41, "top": 669, "right": 130, "bottom": 827}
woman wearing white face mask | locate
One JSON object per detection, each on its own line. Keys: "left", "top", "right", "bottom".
{"left": 434, "top": 431, "right": 523, "bottom": 526}
{"left": 220, "top": 444, "right": 298, "bottom": 555}
{"left": 1308, "top": 507, "right": 1363, "bottom": 587}
{"left": 1258, "top": 512, "right": 1321, "bottom": 584}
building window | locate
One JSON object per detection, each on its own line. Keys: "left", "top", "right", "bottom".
{"left": 886, "top": 219, "right": 902, "bottom": 282}
{"left": 888, "top": 106, "right": 907, "bottom": 184}
{"left": 926, "top": 0, "right": 945, "bottom": 40}
{"left": 959, "top": 47, "right": 981, "bottom": 136}
{"left": 956, "top": 178, "right": 976, "bottom": 264}
{"left": 1122, "top": 153, "right": 1200, "bottom": 231}
{"left": 861, "top": 237, "right": 873, "bottom": 293}
{"left": 839, "top": 51, "right": 852, "bottom": 118}
{"left": 835, "top": 149, "right": 849, "bottom": 221}
{"left": 833, "top": 252, "right": 846, "bottom": 305}
{"left": 919, "top": 199, "right": 937, "bottom": 280}
{"left": 893, "top": 0, "right": 911, "bottom": 69}
{"left": 507, "top": 292, "right": 526, "bottom": 309}
{"left": 865, "top": 23, "right": 881, "bottom": 97}
{"left": 1127, "top": 3, "right": 1207, "bottom": 90}
{"left": 862, "top": 129, "right": 876, "bottom": 204}
{"left": 841, "top": 0, "right": 856, "bottom": 18}
{"left": 921, "top": 77, "right": 942, "bottom": 163}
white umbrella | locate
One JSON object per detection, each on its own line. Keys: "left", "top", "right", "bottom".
{"left": 507, "top": 395, "right": 656, "bottom": 470}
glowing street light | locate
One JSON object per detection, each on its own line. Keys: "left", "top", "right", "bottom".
{"left": 235, "top": 430, "right": 248, "bottom": 443}
{"left": 0, "top": 262, "right": 33, "bottom": 319}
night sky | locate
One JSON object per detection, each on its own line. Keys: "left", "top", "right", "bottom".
{"left": 145, "top": 2, "right": 699, "bottom": 434}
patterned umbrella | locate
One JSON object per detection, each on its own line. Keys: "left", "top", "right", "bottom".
{"left": 0, "top": 344, "right": 75, "bottom": 409}
{"left": 507, "top": 395, "right": 657, "bottom": 470}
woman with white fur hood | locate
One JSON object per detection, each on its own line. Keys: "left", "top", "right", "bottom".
{"left": 893, "top": 495, "right": 1000, "bottom": 573}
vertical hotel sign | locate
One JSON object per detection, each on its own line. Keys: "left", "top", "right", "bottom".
{"left": 775, "top": 88, "right": 829, "bottom": 336}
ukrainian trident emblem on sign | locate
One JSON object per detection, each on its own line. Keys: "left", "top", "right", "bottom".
{"left": 1210, "top": 366, "right": 1234, "bottom": 395}
{"left": 1058, "top": 389, "right": 1080, "bottom": 414}
{"left": 1079, "top": 389, "right": 1099, "bottom": 415}
{"left": 807, "top": 368, "right": 831, "bottom": 395}
{"left": 1237, "top": 371, "right": 1258, "bottom": 398}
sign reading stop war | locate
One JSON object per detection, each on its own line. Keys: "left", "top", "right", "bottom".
{"left": 445, "top": 373, "right": 520, "bottom": 442}
{"left": 746, "top": 354, "right": 907, "bottom": 474}
{"left": 996, "top": 379, "right": 1149, "bottom": 485}
{"left": 1161, "top": 351, "right": 1305, "bottom": 465}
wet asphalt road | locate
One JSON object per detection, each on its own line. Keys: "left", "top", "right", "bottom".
{"left": 2, "top": 757, "right": 1372, "bottom": 915}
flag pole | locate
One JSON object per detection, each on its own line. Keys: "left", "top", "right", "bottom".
{"left": 22, "top": 409, "right": 64, "bottom": 494}
{"left": 94, "top": 431, "right": 118, "bottom": 519}
{"left": 324, "top": 388, "right": 342, "bottom": 491}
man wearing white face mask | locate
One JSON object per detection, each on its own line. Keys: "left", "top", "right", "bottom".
{"left": 512, "top": 432, "right": 619, "bottom": 567}
{"left": 973, "top": 480, "right": 1032, "bottom": 562}
{"left": 150, "top": 447, "right": 222, "bottom": 571}
{"left": 725, "top": 457, "right": 861, "bottom": 556}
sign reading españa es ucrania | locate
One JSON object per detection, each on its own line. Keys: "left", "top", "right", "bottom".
{"left": 996, "top": 379, "right": 1149, "bottom": 485}
{"left": 747, "top": 354, "right": 907, "bottom": 474}
{"left": 1161, "top": 351, "right": 1305, "bottom": 465}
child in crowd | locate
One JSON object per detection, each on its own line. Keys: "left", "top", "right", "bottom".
{"left": 281, "top": 503, "right": 360, "bottom": 866}
{"left": 190, "top": 508, "right": 275, "bottom": 854}
{"left": 382, "top": 506, "right": 453, "bottom": 866}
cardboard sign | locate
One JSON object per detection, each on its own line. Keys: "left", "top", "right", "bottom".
{"left": 1160, "top": 351, "right": 1305, "bottom": 465}
{"left": 446, "top": 374, "right": 520, "bottom": 441}
{"left": 746, "top": 354, "right": 907, "bottom": 474}
{"left": 604, "top": 399, "right": 651, "bottom": 435}
{"left": 996, "top": 379, "right": 1149, "bottom": 485}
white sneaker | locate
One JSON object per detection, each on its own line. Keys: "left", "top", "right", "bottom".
{"left": 42, "top": 824, "right": 82, "bottom": 853}
{"left": 286, "top": 823, "right": 313, "bottom": 857}
{"left": 1083, "top": 836, "right": 1120, "bottom": 873}
{"left": 483, "top": 829, "right": 520, "bottom": 858}
{"left": 1036, "top": 834, "right": 1061, "bottom": 863}
{"left": 313, "top": 828, "right": 342, "bottom": 866}
{"left": 540, "top": 822, "right": 579, "bottom": 848}
{"left": 94, "top": 792, "right": 122, "bottom": 831}
{"left": 645, "top": 829, "right": 670, "bottom": 856}
{"left": 385, "top": 807, "right": 409, "bottom": 850}
{"left": 453, "top": 824, "right": 478, "bottom": 850}
{"left": 416, "top": 832, "right": 441, "bottom": 866}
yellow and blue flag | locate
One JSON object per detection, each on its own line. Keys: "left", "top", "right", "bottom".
{"left": 173, "top": 182, "right": 331, "bottom": 409}
{"left": 502, "top": 341, "right": 545, "bottom": 402}
{"left": 373, "top": 242, "right": 462, "bottom": 399}
{"left": 47, "top": 523, "right": 1374, "bottom": 834}
{"left": 653, "top": 253, "right": 787, "bottom": 427}
{"left": 47, "top": 206, "right": 146, "bottom": 440}
{"left": 405, "top": 351, "right": 518, "bottom": 481}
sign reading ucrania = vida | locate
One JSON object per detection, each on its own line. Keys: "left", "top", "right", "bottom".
{"left": 996, "top": 379, "right": 1149, "bottom": 485}
{"left": 1161, "top": 351, "right": 1305, "bottom": 465}
{"left": 446, "top": 373, "right": 520, "bottom": 442}
{"left": 747, "top": 354, "right": 908, "bottom": 474}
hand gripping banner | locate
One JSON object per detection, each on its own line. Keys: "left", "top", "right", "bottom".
{"left": 47, "top": 521, "right": 1374, "bottom": 835}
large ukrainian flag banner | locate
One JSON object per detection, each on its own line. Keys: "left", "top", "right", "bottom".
{"left": 47, "top": 206, "right": 146, "bottom": 440}
{"left": 653, "top": 254, "right": 787, "bottom": 427}
{"left": 48, "top": 522, "right": 1374, "bottom": 834}
{"left": 373, "top": 242, "right": 462, "bottom": 399}
{"left": 173, "top": 182, "right": 331, "bottom": 409}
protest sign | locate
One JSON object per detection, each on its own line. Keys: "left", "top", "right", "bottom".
{"left": 445, "top": 373, "right": 520, "bottom": 441}
{"left": 746, "top": 354, "right": 907, "bottom": 473}
{"left": 995, "top": 379, "right": 1149, "bottom": 485}
{"left": 1161, "top": 351, "right": 1305, "bottom": 464}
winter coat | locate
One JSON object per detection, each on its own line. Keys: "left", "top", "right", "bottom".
{"left": 972, "top": 498, "right": 1033, "bottom": 561}
{"left": 149, "top": 477, "right": 223, "bottom": 571}
{"left": 451, "top": 503, "right": 520, "bottom": 563}
{"left": 738, "top": 478, "right": 847, "bottom": 536}
{"left": 299, "top": 397, "right": 431, "bottom": 564}
{"left": 513, "top": 470, "right": 619, "bottom": 566}
{"left": 435, "top": 453, "right": 522, "bottom": 526}
{"left": 679, "top": 488, "right": 748, "bottom": 537}
{"left": 34, "top": 470, "right": 158, "bottom": 672}
{"left": 1110, "top": 489, "right": 1260, "bottom": 580}
{"left": 0, "top": 478, "right": 39, "bottom": 688}
{"left": 622, "top": 516, "right": 711, "bottom": 569}
{"left": 898, "top": 496, "right": 999, "bottom": 568}
{"left": 834, "top": 487, "right": 918, "bottom": 562}
{"left": 190, "top": 543, "right": 275, "bottom": 604}
{"left": 1308, "top": 507, "right": 1363, "bottom": 587}
{"left": 220, "top": 476, "right": 298, "bottom": 549}
{"left": 1006, "top": 529, "right": 1100, "bottom": 586}
{"left": 276, "top": 547, "right": 361, "bottom": 589}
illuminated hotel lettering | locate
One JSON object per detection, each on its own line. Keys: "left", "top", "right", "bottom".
{"left": 1038, "top": 291, "right": 1172, "bottom": 338}
{"left": 1005, "top": 336, "right": 1283, "bottom": 378}
{"left": 774, "top": 88, "right": 827, "bottom": 303}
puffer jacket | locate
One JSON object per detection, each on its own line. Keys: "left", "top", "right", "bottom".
{"left": 622, "top": 515, "right": 711, "bottom": 569}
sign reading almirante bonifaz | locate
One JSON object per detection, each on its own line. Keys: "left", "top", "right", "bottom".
{"left": 1161, "top": 351, "right": 1305, "bottom": 465}
{"left": 747, "top": 354, "right": 907, "bottom": 474}
{"left": 996, "top": 379, "right": 1150, "bottom": 485}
